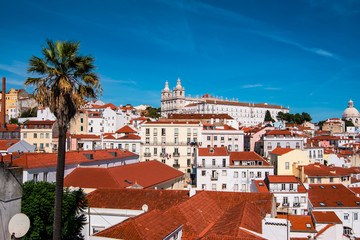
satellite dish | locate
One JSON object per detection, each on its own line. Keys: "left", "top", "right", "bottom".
{"left": 8, "top": 213, "right": 30, "bottom": 238}
{"left": 142, "top": 204, "right": 148, "bottom": 212}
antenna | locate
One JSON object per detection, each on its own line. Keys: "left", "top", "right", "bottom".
{"left": 8, "top": 213, "right": 30, "bottom": 239}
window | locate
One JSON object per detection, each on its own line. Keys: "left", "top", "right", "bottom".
{"left": 193, "top": 137, "right": 197, "bottom": 142}
{"left": 161, "top": 128, "right": 166, "bottom": 136}
{"left": 344, "top": 213, "right": 349, "bottom": 220}
{"left": 174, "top": 128, "right": 178, "bottom": 136}
{"left": 317, "top": 177, "right": 321, "bottom": 183}
{"left": 40, "top": 143, "right": 44, "bottom": 150}
{"left": 222, "top": 184, "right": 227, "bottom": 190}
{"left": 222, "top": 170, "right": 227, "bottom": 176}
{"left": 228, "top": 145, "right": 232, "bottom": 151}
{"left": 187, "top": 137, "right": 191, "bottom": 143}
{"left": 40, "top": 133, "right": 44, "bottom": 138}
{"left": 257, "top": 171, "right": 262, "bottom": 178}
{"left": 289, "top": 184, "right": 293, "bottom": 190}
{"left": 267, "top": 142, "right": 272, "bottom": 150}
{"left": 222, "top": 159, "right": 226, "bottom": 167}
{"left": 202, "top": 184, "right": 206, "bottom": 190}
{"left": 202, "top": 170, "right": 206, "bottom": 176}
{"left": 193, "top": 129, "right": 197, "bottom": 136}
{"left": 283, "top": 197, "right": 288, "bottom": 204}
{"left": 234, "top": 171, "right": 238, "bottom": 178}
{"left": 34, "top": 133, "right": 37, "bottom": 138}
{"left": 330, "top": 177, "right": 334, "bottom": 183}
{"left": 46, "top": 143, "right": 49, "bottom": 148}
{"left": 207, "top": 136, "right": 211, "bottom": 140}
{"left": 242, "top": 172, "right": 246, "bottom": 178}
{"left": 301, "top": 197, "right": 306, "bottom": 203}
{"left": 212, "top": 184, "right": 217, "bottom": 191}
{"left": 214, "top": 136, "right": 217, "bottom": 141}
{"left": 235, "top": 145, "right": 238, "bottom": 151}
{"left": 161, "top": 137, "right": 166, "bottom": 144}
{"left": 220, "top": 136, "right": 224, "bottom": 142}
{"left": 153, "top": 137, "right": 157, "bottom": 144}
{"left": 145, "top": 128, "right": 150, "bottom": 135}
{"left": 285, "top": 162, "right": 289, "bottom": 170}
{"left": 80, "top": 118, "right": 83, "bottom": 123}
{"left": 132, "top": 144, "right": 136, "bottom": 152}
{"left": 154, "top": 148, "right": 158, "bottom": 155}
{"left": 354, "top": 213, "right": 358, "bottom": 220}
{"left": 174, "top": 137, "right": 179, "bottom": 144}
{"left": 306, "top": 223, "right": 312, "bottom": 229}
{"left": 161, "top": 159, "right": 166, "bottom": 163}
{"left": 241, "top": 184, "right": 246, "bottom": 191}
{"left": 23, "top": 133, "right": 27, "bottom": 138}
{"left": 286, "top": 142, "right": 290, "bottom": 148}
{"left": 93, "top": 227, "right": 105, "bottom": 234}
{"left": 277, "top": 142, "right": 281, "bottom": 148}
{"left": 187, "top": 128, "right": 191, "bottom": 136}
{"left": 43, "top": 172, "right": 48, "bottom": 181}
{"left": 153, "top": 128, "right": 157, "bottom": 136}
{"left": 212, "top": 159, "right": 216, "bottom": 166}
{"left": 187, "top": 148, "right": 191, "bottom": 156}
{"left": 250, "top": 172, "right": 254, "bottom": 178}
{"left": 33, "top": 173, "right": 38, "bottom": 182}
{"left": 187, "top": 159, "right": 191, "bottom": 167}
{"left": 310, "top": 178, "right": 314, "bottom": 183}
{"left": 234, "top": 184, "right": 239, "bottom": 191}
{"left": 145, "top": 137, "right": 150, "bottom": 144}
{"left": 296, "top": 142, "right": 300, "bottom": 149}
{"left": 281, "top": 184, "right": 285, "bottom": 190}
{"left": 202, "top": 159, "right": 205, "bottom": 167}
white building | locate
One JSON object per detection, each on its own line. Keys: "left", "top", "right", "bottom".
{"left": 254, "top": 175, "right": 308, "bottom": 215}
{"left": 201, "top": 124, "right": 244, "bottom": 152}
{"left": 308, "top": 184, "right": 360, "bottom": 238}
{"left": 161, "top": 78, "right": 289, "bottom": 126}
{"left": 262, "top": 130, "right": 306, "bottom": 157}
{"left": 196, "top": 147, "right": 274, "bottom": 192}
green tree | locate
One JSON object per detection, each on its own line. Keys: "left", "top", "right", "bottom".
{"left": 146, "top": 106, "right": 161, "bottom": 119}
{"left": 9, "top": 117, "right": 20, "bottom": 125}
{"left": 264, "top": 110, "right": 275, "bottom": 122}
{"left": 344, "top": 119, "right": 355, "bottom": 127}
{"left": 26, "top": 40, "right": 101, "bottom": 240}
{"left": 302, "top": 112, "right": 312, "bottom": 122}
{"left": 20, "top": 107, "right": 38, "bottom": 118}
{"left": 21, "top": 181, "right": 87, "bottom": 240}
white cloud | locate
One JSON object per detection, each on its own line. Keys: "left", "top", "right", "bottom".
{"left": 242, "top": 84, "right": 263, "bottom": 88}
{"left": 0, "top": 61, "right": 28, "bottom": 77}
{"left": 265, "top": 87, "right": 281, "bottom": 90}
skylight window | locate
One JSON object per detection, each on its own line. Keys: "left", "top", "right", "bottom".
{"left": 332, "top": 186, "right": 337, "bottom": 189}
{"left": 320, "top": 186, "right": 325, "bottom": 189}
{"left": 320, "top": 202, "right": 326, "bottom": 206}
{"left": 308, "top": 186, "right": 312, "bottom": 189}
{"left": 259, "top": 182, "right": 264, "bottom": 186}
{"left": 306, "top": 223, "right": 312, "bottom": 229}
{"left": 336, "top": 202, "right": 343, "bottom": 206}
{"left": 356, "top": 202, "right": 360, "bottom": 206}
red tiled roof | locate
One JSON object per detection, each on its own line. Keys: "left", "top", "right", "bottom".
{"left": 277, "top": 215, "right": 316, "bottom": 232}
{"left": 23, "top": 120, "right": 56, "bottom": 126}
{"left": 167, "top": 113, "right": 233, "bottom": 120}
{"left": 12, "top": 149, "right": 137, "bottom": 169}
{"left": 198, "top": 147, "right": 228, "bottom": 157}
{"left": 339, "top": 150, "right": 353, "bottom": 155}
{"left": 270, "top": 148, "right": 295, "bottom": 155}
{"left": 115, "top": 125, "right": 137, "bottom": 133}
{"left": 254, "top": 180, "right": 269, "bottom": 193}
{"left": 267, "top": 175, "right": 299, "bottom": 183}
{"left": 311, "top": 211, "right": 342, "bottom": 224}
{"left": 118, "top": 133, "right": 141, "bottom": 140}
{"left": 86, "top": 188, "right": 190, "bottom": 210}
{"left": 311, "top": 136, "right": 340, "bottom": 141}
{"left": 308, "top": 184, "right": 360, "bottom": 208}
{"left": 91, "top": 103, "right": 118, "bottom": 110}
{"left": 64, "top": 160, "right": 184, "bottom": 189}
{"left": 144, "top": 121, "right": 201, "bottom": 125}
{"left": 300, "top": 164, "right": 352, "bottom": 177}
{"left": 95, "top": 209, "right": 182, "bottom": 240}
{"left": 229, "top": 151, "right": 270, "bottom": 166}
{"left": 69, "top": 134, "right": 100, "bottom": 139}
{"left": 265, "top": 130, "right": 293, "bottom": 136}
{"left": 350, "top": 187, "right": 360, "bottom": 195}
{"left": 0, "top": 124, "right": 21, "bottom": 132}
{"left": 0, "top": 140, "right": 20, "bottom": 150}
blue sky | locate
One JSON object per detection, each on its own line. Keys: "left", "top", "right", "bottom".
{"left": 1, "top": 0, "right": 360, "bottom": 122}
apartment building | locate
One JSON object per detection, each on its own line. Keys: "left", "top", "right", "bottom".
{"left": 21, "top": 120, "right": 57, "bottom": 152}
{"left": 196, "top": 147, "right": 274, "bottom": 192}
{"left": 140, "top": 121, "right": 202, "bottom": 176}
{"left": 262, "top": 130, "right": 306, "bottom": 157}
{"left": 269, "top": 148, "right": 311, "bottom": 175}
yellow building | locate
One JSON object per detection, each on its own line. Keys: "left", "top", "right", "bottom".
{"left": 21, "top": 120, "right": 57, "bottom": 153}
{"left": 69, "top": 110, "right": 88, "bottom": 134}
{"left": 0, "top": 88, "right": 31, "bottom": 116}
{"left": 269, "top": 148, "right": 311, "bottom": 175}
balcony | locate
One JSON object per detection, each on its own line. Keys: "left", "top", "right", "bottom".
{"left": 173, "top": 164, "right": 180, "bottom": 168}
{"left": 160, "top": 153, "right": 167, "bottom": 157}
{"left": 144, "top": 153, "right": 151, "bottom": 157}
{"left": 282, "top": 203, "right": 289, "bottom": 207}
{"left": 211, "top": 175, "right": 218, "bottom": 181}
{"left": 173, "top": 152, "right": 180, "bottom": 157}
{"left": 293, "top": 202, "right": 300, "bottom": 207}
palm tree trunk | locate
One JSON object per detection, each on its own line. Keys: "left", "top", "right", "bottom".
{"left": 53, "top": 124, "right": 67, "bottom": 240}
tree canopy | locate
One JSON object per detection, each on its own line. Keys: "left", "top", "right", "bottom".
{"left": 264, "top": 110, "right": 275, "bottom": 122}
{"left": 145, "top": 106, "right": 161, "bottom": 119}
{"left": 276, "top": 112, "right": 312, "bottom": 124}
{"left": 21, "top": 181, "right": 87, "bottom": 240}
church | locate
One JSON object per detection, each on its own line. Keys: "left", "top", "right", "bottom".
{"left": 161, "top": 78, "right": 289, "bottom": 126}
{"left": 343, "top": 99, "right": 360, "bottom": 128}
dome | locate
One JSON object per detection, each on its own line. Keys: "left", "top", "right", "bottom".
{"left": 342, "top": 99, "right": 360, "bottom": 119}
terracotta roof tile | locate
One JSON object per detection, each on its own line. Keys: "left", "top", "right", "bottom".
{"left": 86, "top": 188, "right": 190, "bottom": 210}
{"left": 277, "top": 215, "right": 316, "bottom": 232}
{"left": 270, "top": 148, "right": 295, "bottom": 155}
{"left": 198, "top": 147, "right": 228, "bottom": 157}
{"left": 167, "top": 113, "right": 233, "bottom": 120}
{"left": 0, "top": 140, "right": 20, "bottom": 150}
{"left": 300, "top": 164, "right": 352, "bottom": 177}
{"left": 118, "top": 134, "right": 141, "bottom": 140}
{"left": 144, "top": 121, "right": 201, "bottom": 125}
{"left": 64, "top": 160, "right": 184, "bottom": 189}
{"left": 311, "top": 211, "right": 342, "bottom": 224}
{"left": 115, "top": 125, "right": 137, "bottom": 133}
{"left": 308, "top": 184, "right": 360, "bottom": 208}
{"left": 229, "top": 152, "right": 270, "bottom": 166}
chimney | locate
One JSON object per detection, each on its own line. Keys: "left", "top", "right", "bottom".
{"left": 1, "top": 77, "right": 6, "bottom": 128}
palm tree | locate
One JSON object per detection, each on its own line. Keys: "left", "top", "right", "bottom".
{"left": 26, "top": 40, "right": 102, "bottom": 240}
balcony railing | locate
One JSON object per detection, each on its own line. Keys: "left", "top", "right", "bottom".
{"left": 160, "top": 153, "right": 167, "bottom": 157}
{"left": 173, "top": 164, "right": 180, "bottom": 168}
{"left": 211, "top": 174, "right": 218, "bottom": 181}
{"left": 293, "top": 202, "right": 300, "bottom": 207}
{"left": 282, "top": 203, "right": 289, "bottom": 207}
{"left": 173, "top": 152, "right": 180, "bottom": 157}
{"left": 144, "top": 153, "right": 151, "bottom": 157}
